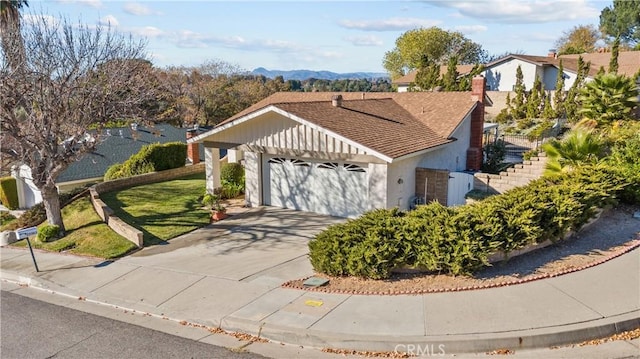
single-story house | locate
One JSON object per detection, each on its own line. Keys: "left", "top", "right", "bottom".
{"left": 188, "top": 76, "right": 490, "bottom": 218}
{"left": 12, "top": 123, "right": 207, "bottom": 208}
{"left": 394, "top": 50, "right": 640, "bottom": 92}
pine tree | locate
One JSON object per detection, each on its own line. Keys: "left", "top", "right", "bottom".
{"left": 553, "top": 60, "right": 565, "bottom": 118}
{"left": 542, "top": 94, "right": 555, "bottom": 119}
{"left": 565, "top": 56, "right": 590, "bottom": 122}
{"left": 512, "top": 65, "right": 527, "bottom": 119}
{"left": 458, "top": 63, "right": 484, "bottom": 91}
{"left": 505, "top": 92, "right": 512, "bottom": 112}
{"left": 526, "top": 75, "right": 543, "bottom": 118}
{"left": 413, "top": 55, "right": 441, "bottom": 91}
{"left": 608, "top": 36, "right": 620, "bottom": 74}
{"left": 442, "top": 56, "right": 459, "bottom": 91}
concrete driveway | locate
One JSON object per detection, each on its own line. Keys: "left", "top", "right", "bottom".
{"left": 120, "top": 206, "right": 345, "bottom": 282}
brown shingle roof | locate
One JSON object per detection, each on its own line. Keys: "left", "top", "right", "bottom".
{"left": 559, "top": 51, "right": 640, "bottom": 78}
{"left": 217, "top": 92, "right": 478, "bottom": 160}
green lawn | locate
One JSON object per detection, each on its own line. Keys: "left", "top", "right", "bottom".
{"left": 12, "top": 197, "right": 137, "bottom": 258}
{"left": 100, "top": 172, "right": 210, "bottom": 245}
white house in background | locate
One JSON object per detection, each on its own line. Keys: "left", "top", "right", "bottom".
{"left": 188, "top": 77, "right": 490, "bottom": 218}
{"left": 394, "top": 50, "right": 640, "bottom": 93}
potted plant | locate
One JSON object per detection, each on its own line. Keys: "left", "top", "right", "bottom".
{"left": 202, "top": 192, "right": 227, "bottom": 221}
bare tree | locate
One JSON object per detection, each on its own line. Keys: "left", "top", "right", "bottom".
{"left": 1, "top": 12, "right": 157, "bottom": 233}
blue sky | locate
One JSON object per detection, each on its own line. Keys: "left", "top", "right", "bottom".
{"left": 27, "top": 1, "right": 612, "bottom": 73}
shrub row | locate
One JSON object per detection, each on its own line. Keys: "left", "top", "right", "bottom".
{"left": 0, "top": 177, "right": 19, "bottom": 210}
{"left": 104, "top": 142, "right": 187, "bottom": 181}
{"left": 308, "top": 164, "right": 628, "bottom": 279}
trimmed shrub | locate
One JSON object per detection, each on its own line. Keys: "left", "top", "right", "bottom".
{"left": 221, "top": 162, "right": 244, "bottom": 184}
{"left": 104, "top": 142, "right": 187, "bottom": 181}
{"left": 37, "top": 224, "right": 60, "bottom": 242}
{"left": 219, "top": 182, "right": 244, "bottom": 200}
{"left": 308, "top": 208, "right": 405, "bottom": 279}
{"left": 104, "top": 163, "right": 124, "bottom": 181}
{"left": 0, "top": 177, "right": 19, "bottom": 210}
{"left": 308, "top": 163, "right": 628, "bottom": 278}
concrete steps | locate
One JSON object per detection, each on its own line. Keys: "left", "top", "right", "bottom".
{"left": 474, "top": 154, "right": 547, "bottom": 194}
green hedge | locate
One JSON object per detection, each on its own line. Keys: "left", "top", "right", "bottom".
{"left": 104, "top": 142, "right": 187, "bottom": 181}
{"left": 0, "top": 177, "right": 19, "bottom": 210}
{"left": 308, "top": 164, "right": 628, "bottom": 278}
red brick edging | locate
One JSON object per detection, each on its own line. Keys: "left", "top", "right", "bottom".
{"left": 281, "top": 240, "right": 640, "bottom": 295}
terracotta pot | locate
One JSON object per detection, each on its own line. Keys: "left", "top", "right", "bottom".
{"left": 211, "top": 211, "right": 228, "bottom": 221}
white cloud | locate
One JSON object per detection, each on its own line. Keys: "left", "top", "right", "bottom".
{"left": 123, "top": 2, "right": 161, "bottom": 16}
{"left": 338, "top": 17, "right": 441, "bottom": 31}
{"left": 453, "top": 25, "right": 488, "bottom": 34}
{"left": 56, "top": 0, "right": 103, "bottom": 8}
{"left": 99, "top": 15, "right": 119, "bottom": 27}
{"left": 343, "top": 35, "right": 383, "bottom": 46}
{"left": 129, "top": 26, "right": 165, "bottom": 38}
{"left": 431, "top": 0, "right": 599, "bottom": 24}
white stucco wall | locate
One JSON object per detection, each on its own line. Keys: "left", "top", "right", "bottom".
{"left": 244, "top": 151, "right": 261, "bottom": 207}
{"left": 419, "top": 113, "right": 471, "bottom": 172}
{"left": 386, "top": 156, "right": 421, "bottom": 210}
{"left": 485, "top": 59, "right": 541, "bottom": 91}
{"left": 367, "top": 163, "right": 388, "bottom": 211}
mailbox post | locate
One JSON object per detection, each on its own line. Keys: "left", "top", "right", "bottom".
{"left": 15, "top": 227, "right": 39, "bottom": 272}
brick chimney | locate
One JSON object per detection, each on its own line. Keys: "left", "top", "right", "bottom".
{"left": 186, "top": 129, "right": 200, "bottom": 164}
{"left": 466, "top": 75, "right": 486, "bottom": 171}
{"left": 331, "top": 94, "right": 343, "bottom": 107}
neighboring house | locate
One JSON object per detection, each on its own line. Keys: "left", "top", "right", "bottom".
{"left": 394, "top": 50, "right": 640, "bottom": 92}
{"left": 189, "top": 76, "right": 490, "bottom": 218}
{"left": 394, "top": 64, "right": 476, "bottom": 92}
{"left": 12, "top": 123, "right": 206, "bottom": 208}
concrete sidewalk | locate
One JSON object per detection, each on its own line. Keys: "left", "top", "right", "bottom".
{"left": 1, "top": 208, "right": 639, "bottom": 356}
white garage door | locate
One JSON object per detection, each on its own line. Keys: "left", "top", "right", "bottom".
{"left": 263, "top": 156, "right": 369, "bottom": 218}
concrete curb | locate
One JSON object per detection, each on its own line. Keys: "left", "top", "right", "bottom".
{"left": 2, "top": 268, "right": 638, "bottom": 355}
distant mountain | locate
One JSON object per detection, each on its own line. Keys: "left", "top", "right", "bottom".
{"left": 251, "top": 67, "right": 388, "bottom": 81}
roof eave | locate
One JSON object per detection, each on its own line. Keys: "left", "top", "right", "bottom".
{"left": 189, "top": 104, "right": 395, "bottom": 163}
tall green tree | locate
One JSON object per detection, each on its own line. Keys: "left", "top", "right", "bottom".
{"left": 608, "top": 36, "right": 620, "bottom": 73}
{"left": 599, "top": 0, "right": 640, "bottom": 46}
{"left": 512, "top": 65, "right": 527, "bottom": 119}
{"left": 564, "top": 56, "right": 590, "bottom": 122}
{"left": 382, "top": 27, "right": 487, "bottom": 79}
{"left": 553, "top": 60, "right": 566, "bottom": 118}
{"left": 555, "top": 24, "right": 601, "bottom": 55}
{"left": 578, "top": 73, "right": 639, "bottom": 127}
{"left": 526, "top": 75, "right": 543, "bottom": 119}
{"left": 457, "top": 63, "right": 484, "bottom": 91}
{"left": 542, "top": 95, "right": 555, "bottom": 120}
{"left": 413, "top": 54, "right": 441, "bottom": 91}
{"left": 442, "top": 56, "right": 459, "bottom": 91}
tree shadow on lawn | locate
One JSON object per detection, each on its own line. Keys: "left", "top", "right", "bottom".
{"left": 474, "top": 204, "right": 640, "bottom": 279}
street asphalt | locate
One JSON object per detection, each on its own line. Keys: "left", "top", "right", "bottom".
{"left": 1, "top": 206, "right": 639, "bottom": 357}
